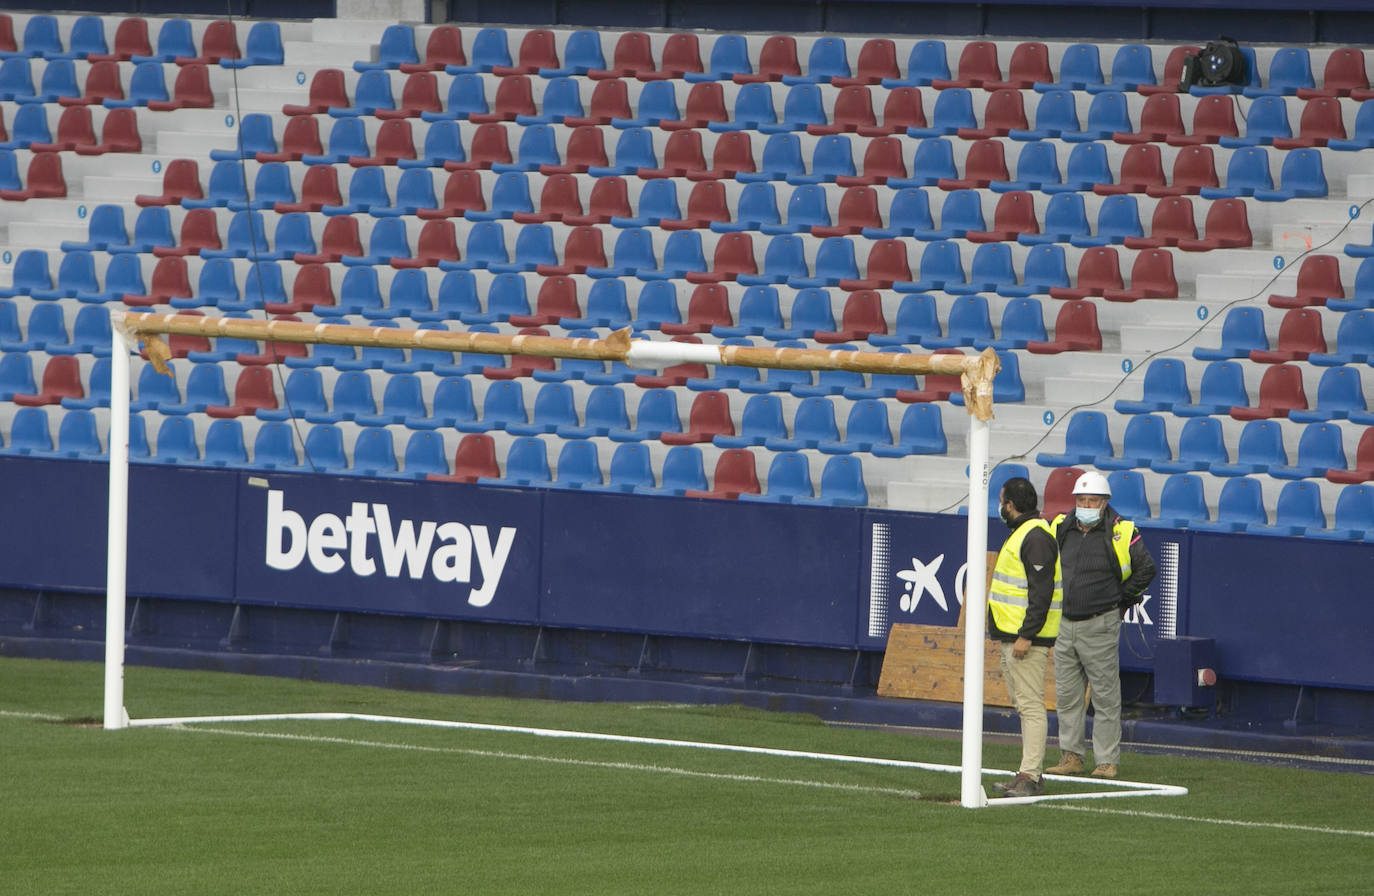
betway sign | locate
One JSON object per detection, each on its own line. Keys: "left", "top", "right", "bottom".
{"left": 264, "top": 489, "right": 516, "bottom": 607}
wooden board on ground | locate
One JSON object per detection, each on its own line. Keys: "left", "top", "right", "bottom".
{"left": 876, "top": 622, "right": 1056, "bottom": 710}
{"left": 876, "top": 550, "right": 1056, "bottom": 709}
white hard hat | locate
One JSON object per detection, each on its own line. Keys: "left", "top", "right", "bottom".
{"left": 1072, "top": 471, "right": 1112, "bottom": 497}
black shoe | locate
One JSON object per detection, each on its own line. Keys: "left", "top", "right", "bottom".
{"left": 999, "top": 773, "right": 1044, "bottom": 798}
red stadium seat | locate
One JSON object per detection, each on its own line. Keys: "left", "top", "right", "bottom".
{"left": 933, "top": 40, "right": 1001, "bottom": 89}
{"left": 1250, "top": 308, "right": 1327, "bottom": 363}
{"left": 492, "top": 29, "right": 557, "bottom": 76}
{"left": 986, "top": 42, "right": 1053, "bottom": 90}
{"left": 275, "top": 164, "right": 341, "bottom": 213}
{"left": 1095, "top": 143, "right": 1166, "bottom": 195}
{"left": 153, "top": 208, "right": 221, "bottom": 258}
{"left": 206, "top": 367, "right": 278, "bottom": 418}
{"left": 814, "top": 186, "right": 883, "bottom": 237}
{"left": 1103, "top": 248, "right": 1178, "bottom": 301}
{"left": 814, "top": 290, "right": 888, "bottom": 342}
{"left": 957, "top": 88, "right": 1028, "bottom": 139}
{"left": 1177, "top": 198, "right": 1252, "bottom": 251}
{"left": 1025, "top": 300, "right": 1103, "bottom": 354}
{"left": 735, "top": 35, "right": 801, "bottom": 83}
{"left": 401, "top": 26, "right": 466, "bottom": 73}
{"left": 376, "top": 72, "right": 442, "bottom": 119}
{"left": 834, "top": 39, "right": 900, "bottom": 86}
{"left": 147, "top": 63, "right": 213, "bottom": 111}
{"left": 538, "top": 225, "right": 607, "bottom": 275}
{"left": 1125, "top": 197, "right": 1198, "bottom": 249}
{"left": 1230, "top": 363, "right": 1307, "bottom": 420}
{"left": 283, "top": 69, "right": 347, "bottom": 116}
{"left": 430, "top": 434, "right": 500, "bottom": 483}
{"left": 122, "top": 256, "right": 192, "bottom": 307}
{"left": 1269, "top": 254, "right": 1344, "bottom": 308}
{"left": 685, "top": 448, "right": 761, "bottom": 499}
{"left": 859, "top": 86, "right": 926, "bottom": 135}
{"left": 967, "top": 190, "right": 1040, "bottom": 243}
{"left": 662, "top": 391, "right": 735, "bottom": 445}
{"left": 659, "top": 288, "right": 733, "bottom": 337}
{"left": 392, "top": 219, "right": 460, "bottom": 268}
{"left": 838, "top": 239, "right": 911, "bottom": 290}
{"left": 0, "top": 152, "right": 67, "bottom": 201}
{"left": 1051, "top": 248, "right": 1123, "bottom": 300}
{"left": 1166, "top": 95, "right": 1240, "bottom": 146}
{"left": 588, "top": 32, "right": 656, "bottom": 80}
{"left": 1115, "top": 92, "right": 1185, "bottom": 144}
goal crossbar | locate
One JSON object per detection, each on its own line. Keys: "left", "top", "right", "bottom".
{"left": 106, "top": 311, "right": 1000, "bottom": 808}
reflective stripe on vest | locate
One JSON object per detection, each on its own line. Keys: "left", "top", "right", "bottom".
{"left": 989, "top": 518, "right": 1063, "bottom": 639}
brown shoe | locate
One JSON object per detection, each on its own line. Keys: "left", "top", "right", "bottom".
{"left": 1090, "top": 764, "right": 1118, "bottom": 779}
{"left": 1046, "top": 752, "right": 1085, "bottom": 775}
{"left": 997, "top": 773, "right": 1044, "bottom": 798}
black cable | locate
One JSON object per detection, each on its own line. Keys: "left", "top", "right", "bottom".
{"left": 932, "top": 174, "right": 1374, "bottom": 517}
{"left": 222, "top": 6, "right": 318, "bottom": 472}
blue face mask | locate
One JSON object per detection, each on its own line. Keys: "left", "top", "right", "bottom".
{"left": 1076, "top": 506, "right": 1102, "bottom": 527}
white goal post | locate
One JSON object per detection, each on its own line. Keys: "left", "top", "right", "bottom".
{"left": 105, "top": 312, "right": 1001, "bottom": 807}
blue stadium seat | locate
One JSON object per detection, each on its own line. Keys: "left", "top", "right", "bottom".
{"left": 306, "top": 371, "right": 376, "bottom": 423}
{"left": 1290, "top": 366, "right": 1369, "bottom": 422}
{"left": 766, "top": 287, "right": 835, "bottom": 340}
{"left": 763, "top": 184, "right": 830, "bottom": 234}
{"left": 608, "top": 388, "right": 683, "bottom": 442}
{"left": 30, "top": 251, "right": 95, "bottom": 300}
{"left": 999, "top": 244, "right": 1071, "bottom": 297}
{"left": 447, "top": 27, "right": 513, "bottom": 75}
{"left": 1245, "top": 47, "right": 1314, "bottom": 97}
{"left": 1104, "top": 470, "right": 1150, "bottom": 521}
{"left": 1072, "top": 195, "right": 1143, "bottom": 247}
{"left": 453, "top": 380, "right": 527, "bottom": 433}
{"left": 952, "top": 243, "right": 1017, "bottom": 296}
{"left": 906, "top": 87, "right": 975, "bottom": 137}
{"left": 402, "top": 430, "right": 449, "bottom": 479}
{"left": 1062, "top": 91, "right": 1130, "bottom": 142}
{"left": 819, "top": 399, "right": 894, "bottom": 453}
{"left": 405, "top": 376, "right": 476, "bottom": 430}
{"left": 1094, "top": 43, "right": 1155, "bottom": 93}
{"left": 1269, "top": 422, "right": 1347, "bottom": 479}
{"left": 1329, "top": 100, "right": 1374, "bottom": 152}
{"left": 1037, "top": 410, "right": 1113, "bottom": 466}
{"left": 129, "top": 363, "right": 182, "bottom": 412}
{"left": 25, "top": 59, "right": 79, "bottom": 104}
{"left": 1253, "top": 148, "right": 1327, "bottom": 201}
{"left": 1042, "top": 43, "right": 1104, "bottom": 92}
{"left": 637, "top": 445, "right": 706, "bottom": 495}
{"left": 587, "top": 442, "right": 654, "bottom": 493}
{"left": 982, "top": 297, "right": 1047, "bottom": 350}
{"left": 1193, "top": 308, "right": 1268, "bottom": 361}
{"left": 1009, "top": 90, "right": 1080, "bottom": 142}
{"left": 765, "top": 397, "right": 839, "bottom": 451}
{"left": 1191, "top": 477, "right": 1269, "bottom": 532}
{"left": 1200, "top": 147, "right": 1274, "bottom": 199}
{"left": 357, "top": 374, "right": 428, "bottom": 427}
{"left": 540, "top": 31, "right": 605, "bottom": 78}
{"left": 900, "top": 240, "right": 966, "bottom": 293}
{"left": 783, "top": 37, "right": 850, "bottom": 85}
{"left": 297, "top": 424, "right": 350, "bottom": 473}
{"left": 257, "top": 368, "right": 327, "bottom": 422}
{"left": 925, "top": 295, "right": 994, "bottom": 349}
{"left": 549, "top": 440, "right": 603, "bottom": 489}
{"left": 1096, "top": 414, "right": 1172, "bottom": 471}
{"left": 1211, "top": 419, "right": 1287, "bottom": 476}
{"left": 350, "top": 428, "right": 400, "bottom": 477}
{"left": 886, "top": 40, "right": 950, "bottom": 88}
{"left": 555, "top": 385, "right": 630, "bottom": 439}
{"left": 1116, "top": 358, "right": 1192, "bottom": 413}
{"left": 1307, "top": 485, "right": 1374, "bottom": 541}
{"left": 1151, "top": 473, "right": 1210, "bottom": 528}
{"left": 798, "top": 455, "right": 867, "bottom": 506}
{"left": 250, "top": 420, "right": 298, "bottom": 471}
{"left": 355, "top": 24, "right": 418, "bottom": 72}
{"left": 1, "top": 105, "right": 51, "bottom": 150}
{"left": 201, "top": 419, "right": 248, "bottom": 467}
{"left": 872, "top": 403, "right": 947, "bottom": 457}
{"left": 613, "top": 179, "right": 682, "bottom": 228}
{"left": 149, "top": 416, "right": 199, "bottom": 465}
{"left": 229, "top": 21, "right": 284, "bottom": 68}
{"left": 713, "top": 393, "right": 787, "bottom": 448}
{"left": 1248, "top": 480, "right": 1324, "bottom": 536}
{"left": 506, "top": 382, "right": 578, "bottom": 435}
{"left": 1153, "top": 416, "right": 1228, "bottom": 473}
{"left": 1220, "top": 96, "right": 1292, "bottom": 147}
{"left": 994, "top": 140, "right": 1062, "bottom": 191}
{"left": 739, "top": 453, "right": 815, "bottom": 503}
{"left": 736, "top": 234, "right": 808, "bottom": 286}
{"left": 55, "top": 409, "right": 102, "bottom": 459}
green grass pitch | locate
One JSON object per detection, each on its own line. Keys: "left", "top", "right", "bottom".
{"left": 1, "top": 656, "right": 1369, "bottom": 895}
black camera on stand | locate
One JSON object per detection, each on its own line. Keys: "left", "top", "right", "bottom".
{"left": 1180, "top": 38, "right": 1248, "bottom": 91}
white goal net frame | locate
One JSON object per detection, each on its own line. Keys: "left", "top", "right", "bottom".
{"left": 100, "top": 311, "right": 1181, "bottom": 808}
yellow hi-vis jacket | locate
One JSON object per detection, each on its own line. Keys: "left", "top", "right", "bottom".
{"left": 990, "top": 518, "right": 1063, "bottom": 639}
{"left": 1051, "top": 514, "right": 1135, "bottom": 583}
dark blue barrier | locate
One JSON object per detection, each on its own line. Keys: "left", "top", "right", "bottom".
{"left": 0, "top": 455, "right": 1368, "bottom": 692}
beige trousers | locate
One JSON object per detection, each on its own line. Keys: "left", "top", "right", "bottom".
{"left": 999, "top": 641, "right": 1051, "bottom": 779}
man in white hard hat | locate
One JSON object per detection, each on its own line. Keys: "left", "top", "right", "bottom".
{"left": 1045, "top": 471, "right": 1156, "bottom": 780}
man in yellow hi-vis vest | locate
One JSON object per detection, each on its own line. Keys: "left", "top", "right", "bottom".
{"left": 1046, "top": 471, "right": 1156, "bottom": 781}
{"left": 989, "top": 477, "right": 1062, "bottom": 798}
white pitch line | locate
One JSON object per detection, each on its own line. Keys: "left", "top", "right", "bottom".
{"left": 0, "top": 709, "right": 65, "bottom": 721}
{"left": 1044, "top": 803, "right": 1374, "bottom": 839}
{"left": 129, "top": 711, "right": 1185, "bottom": 805}
{"left": 178, "top": 724, "right": 927, "bottom": 800}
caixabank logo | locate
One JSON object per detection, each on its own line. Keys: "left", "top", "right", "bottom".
{"left": 866, "top": 521, "right": 1180, "bottom": 643}
{"left": 263, "top": 489, "right": 517, "bottom": 608}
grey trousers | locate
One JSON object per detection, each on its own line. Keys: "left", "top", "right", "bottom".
{"left": 1053, "top": 611, "right": 1123, "bottom": 766}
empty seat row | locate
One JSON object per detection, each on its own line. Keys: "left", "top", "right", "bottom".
{"left": 319, "top": 25, "right": 1374, "bottom": 101}
{"left": 0, "top": 104, "right": 141, "bottom": 154}
{"left": 0, "top": 14, "right": 282, "bottom": 67}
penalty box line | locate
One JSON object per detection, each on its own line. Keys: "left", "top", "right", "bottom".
{"left": 128, "top": 711, "right": 1186, "bottom": 805}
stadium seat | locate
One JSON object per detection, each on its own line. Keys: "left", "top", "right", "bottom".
{"left": 1191, "top": 477, "right": 1268, "bottom": 532}
{"left": 1176, "top": 361, "right": 1249, "bottom": 417}
{"left": 1151, "top": 416, "right": 1228, "bottom": 474}
{"left": 1024, "top": 300, "right": 1102, "bottom": 354}
{"left": 608, "top": 388, "right": 682, "bottom": 442}
{"left": 684, "top": 448, "right": 761, "bottom": 500}
{"left": 1036, "top": 410, "right": 1113, "bottom": 466}
{"left": 1327, "top": 429, "right": 1374, "bottom": 484}
{"left": 1151, "top": 473, "right": 1210, "bottom": 529}
{"left": 1308, "top": 485, "right": 1374, "bottom": 540}
{"left": 1247, "top": 480, "right": 1324, "bottom": 537}
{"left": 640, "top": 445, "right": 707, "bottom": 495}
{"left": 1229, "top": 363, "right": 1308, "bottom": 420}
